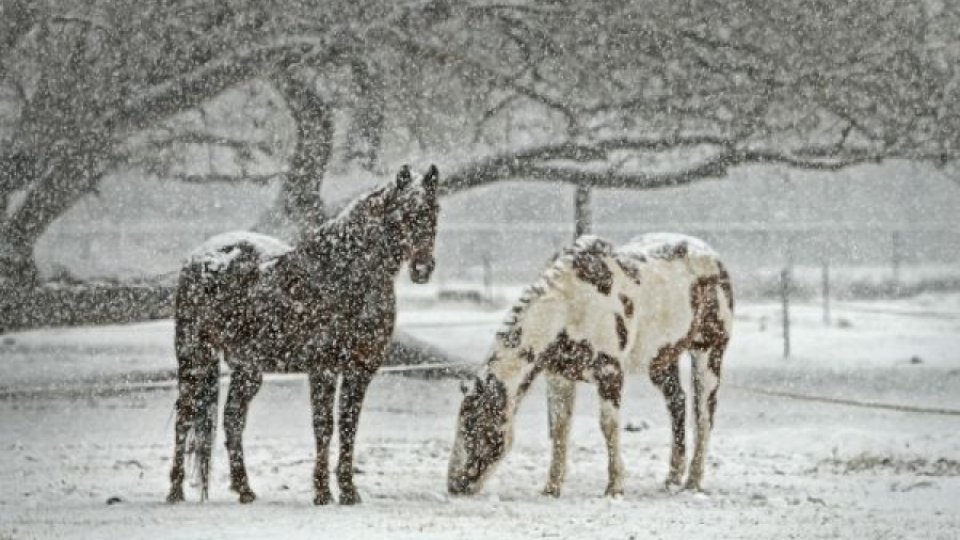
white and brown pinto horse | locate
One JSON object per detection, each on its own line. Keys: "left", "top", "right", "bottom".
{"left": 167, "top": 165, "right": 439, "bottom": 506}
{"left": 448, "top": 233, "right": 733, "bottom": 497}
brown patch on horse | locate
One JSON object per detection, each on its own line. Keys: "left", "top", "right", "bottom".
{"left": 615, "top": 258, "right": 643, "bottom": 286}
{"left": 649, "top": 341, "right": 688, "bottom": 380}
{"left": 537, "top": 331, "right": 622, "bottom": 406}
{"left": 517, "top": 364, "right": 543, "bottom": 398}
{"left": 646, "top": 270, "right": 731, "bottom": 437}
{"left": 646, "top": 241, "right": 689, "bottom": 262}
{"left": 619, "top": 294, "right": 634, "bottom": 318}
{"left": 648, "top": 271, "right": 730, "bottom": 378}
{"left": 571, "top": 252, "right": 613, "bottom": 295}
{"left": 689, "top": 274, "right": 729, "bottom": 354}
{"left": 596, "top": 353, "right": 624, "bottom": 407}
{"left": 716, "top": 262, "right": 735, "bottom": 311}
{"left": 663, "top": 242, "right": 689, "bottom": 261}
{"left": 497, "top": 326, "right": 522, "bottom": 349}
{"left": 615, "top": 314, "right": 628, "bottom": 350}
{"left": 455, "top": 373, "right": 509, "bottom": 488}
{"left": 538, "top": 330, "right": 597, "bottom": 381}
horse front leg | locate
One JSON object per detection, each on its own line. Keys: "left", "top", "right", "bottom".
{"left": 336, "top": 371, "right": 374, "bottom": 505}
{"left": 543, "top": 372, "right": 575, "bottom": 497}
{"left": 224, "top": 367, "right": 262, "bottom": 503}
{"left": 597, "top": 355, "right": 625, "bottom": 497}
{"left": 308, "top": 367, "right": 337, "bottom": 505}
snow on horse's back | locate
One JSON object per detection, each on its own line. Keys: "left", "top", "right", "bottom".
{"left": 186, "top": 231, "right": 293, "bottom": 273}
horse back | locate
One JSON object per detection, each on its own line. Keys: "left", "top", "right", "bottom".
{"left": 175, "top": 236, "right": 284, "bottom": 354}
{"left": 613, "top": 234, "right": 733, "bottom": 373}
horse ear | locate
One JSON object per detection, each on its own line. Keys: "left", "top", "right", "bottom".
{"left": 396, "top": 164, "right": 412, "bottom": 189}
{"left": 423, "top": 164, "right": 439, "bottom": 196}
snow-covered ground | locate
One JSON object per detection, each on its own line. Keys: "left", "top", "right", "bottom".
{"left": 1, "top": 293, "right": 959, "bottom": 539}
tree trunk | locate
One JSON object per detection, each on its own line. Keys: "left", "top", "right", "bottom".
{"left": 574, "top": 185, "right": 591, "bottom": 240}
{"left": 0, "top": 145, "right": 106, "bottom": 286}
{"left": 345, "top": 60, "right": 384, "bottom": 171}
{"left": 272, "top": 71, "right": 335, "bottom": 238}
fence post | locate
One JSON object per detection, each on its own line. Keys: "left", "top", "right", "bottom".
{"left": 891, "top": 230, "right": 902, "bottom": 285}
{"left": 574, "top": 185, "right": 591, "bottom": 240}
{"left": 781, "top": 268, "right": 791, "bottom": 358}
{"left": 821, "top": 259, "right": 830, "bottom": 326}
{"left": 482, "top": 254, "right": 493, "bottom": 304}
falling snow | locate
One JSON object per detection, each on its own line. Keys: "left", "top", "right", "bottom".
{"left": 2, "top": 1, "right": 960, "bottom": 539}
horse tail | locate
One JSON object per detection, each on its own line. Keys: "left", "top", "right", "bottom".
{"left": 716, "top": 261, "right": 734, "bottom": 313}
{"left": 172, "top": 269, "right": 221, "bottom": 501}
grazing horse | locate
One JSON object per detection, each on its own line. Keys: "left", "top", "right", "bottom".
{"left": 448, "top": 233, "right": 733, "bottom": 497}
{"left": 167, "top": 165, "right": 440, "bottom": 505}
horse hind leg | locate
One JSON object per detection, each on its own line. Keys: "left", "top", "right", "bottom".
{"left": 542, "top": 372, "right": 576, "bottom": 497}
{"left": 649, "top": 359, "right": 686, "bottom": 489}
{"left": 168, "top": 386, "right": 191, "bottom": 503}
{"left": 686, "top": 345, "right": 724, "bottom": 491}
{"left": 168, "top": 326, "right": 219, "bottom": 503}
{"left": 224, "top": 366, "right": 263, "bottom": 503}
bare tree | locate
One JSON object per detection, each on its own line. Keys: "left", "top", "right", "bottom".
{"left": 2, "top": 0, "right": 958, "bottom": 288}
{"left": 0, "top": 0, "right": 385, "bottom": 284}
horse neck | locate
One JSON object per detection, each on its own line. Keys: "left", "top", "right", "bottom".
{"left": 486, "top": 295, "right": 566, "bottom": 412}
{"left": 297, "top": 208, "right": 405, "bottom": 280}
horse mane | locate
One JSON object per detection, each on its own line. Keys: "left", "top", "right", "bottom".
{"left": 315, "top": 184, "right": 393, "bottom": 239}
{"left": 312, "top": 168, "right": 431, "bottom": 241}
{"left": 495, "top": 235, "right": 614, "bottom": 346}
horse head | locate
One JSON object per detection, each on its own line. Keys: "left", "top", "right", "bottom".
{"left": 389, "top": 164, "right": 439, "bottom": 284}
{"left": 448, "top": 371, "right": 511, "bottom": 495}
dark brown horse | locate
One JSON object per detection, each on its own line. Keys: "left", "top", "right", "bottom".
{"left": 166, "top": 165, "right": 440, "bottom": 505}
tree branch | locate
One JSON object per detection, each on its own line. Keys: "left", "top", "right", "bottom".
{"left": 441, "top": 139, "right": 891, "bottom": 195}
{"left": 105, "top": 35, "right": 332, "bottom": 135}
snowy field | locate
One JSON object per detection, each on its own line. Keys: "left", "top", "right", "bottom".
{"left": 1, "top": 293, "right": 959, "bottom": 539}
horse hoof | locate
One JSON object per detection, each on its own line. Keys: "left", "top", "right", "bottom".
{"left": 339, "top": 489, "right": 362, "bottom": 505}
{"left": 541, "top": 486, "right": 561, "bottom": 498}
{"left": 663, "top": 476, "right": 683, "bottom": 493}
{"left": 238, "top": 490, "right": 256, "bottom": 504}
{"left": 604, "top": 487, "right": 624, "bottom": 498}
{"left": 313, "top": 491, "right": 332, "bottom": 506}
{"left": 683, "top": 480, "right": 703, "bottom": 492}
{"left": 166, "top": 490, "right": 184, "bottom": 504}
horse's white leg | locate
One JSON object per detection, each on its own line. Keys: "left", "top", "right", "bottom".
{"left": 686, "top": 348, "right": 721, "bottom": 491}
{"left": 542, "top": 372, "right": 575, "bottom": 497}
{"left": 598, "top": 395, "right": 625, "bottom": 497}
{"left": 597, "top": 354, "right": 625, "bottom": 497}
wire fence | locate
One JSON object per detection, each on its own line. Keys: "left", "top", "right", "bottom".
{"left": 37, "top": 220, "right": 960, "bottom": 301}
{"left": 432, "top": 222, "right": 960, "bottom": 298}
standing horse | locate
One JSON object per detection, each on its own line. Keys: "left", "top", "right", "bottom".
{"left": 448, "top": 233, "right": 733, "bottom": 497}
{"left": 167, "top": 164, "right": 440, "bottom": 505}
